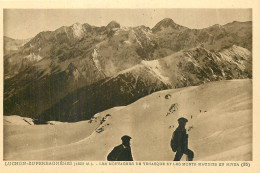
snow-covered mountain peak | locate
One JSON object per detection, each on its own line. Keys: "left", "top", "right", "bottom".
{"left": 71, "top": 22, "right": 85, "bottom": 38}
{"left": 106, "top": 20, "right": 120, "bottom": 29}
{"left": 152, "top": 18, "right": 187, "bottom": 33}
{"left": 72, "top": 22, "right": 81, "bottom": 27}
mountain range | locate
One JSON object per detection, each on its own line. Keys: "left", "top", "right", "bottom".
{"left": 4, "top": 18, "right": 252, "bottom": 122}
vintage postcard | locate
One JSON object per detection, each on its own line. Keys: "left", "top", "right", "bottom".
{"left": 1, "top": 0, "right": 260, "bottom": 172}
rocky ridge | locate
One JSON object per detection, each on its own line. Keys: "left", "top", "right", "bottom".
{"left": 4, "top": 18, "right": 252, "bottom": 122}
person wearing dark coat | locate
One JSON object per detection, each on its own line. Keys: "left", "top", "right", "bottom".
{"left": 171, "top": 117, "right": 194, "bottom": 161}
{"left": 107, "top": 135, "right": 134, "bottom": 161}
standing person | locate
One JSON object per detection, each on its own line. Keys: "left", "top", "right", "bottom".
{"left": 170, "top": 117, "right": 194, "bottom": 161}
{"left": 107, "top": 135, "right": 134, "bottom": 161}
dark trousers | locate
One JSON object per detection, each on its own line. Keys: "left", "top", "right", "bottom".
{"left": 174, "top": 149, "right": 194, "bottom": 161}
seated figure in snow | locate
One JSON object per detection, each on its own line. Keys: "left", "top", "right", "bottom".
{"left": 171, "top": 117, "right": 194, "bottom": 161}
{"left": 107, "top": 135, "right": 134, "bottom": 161}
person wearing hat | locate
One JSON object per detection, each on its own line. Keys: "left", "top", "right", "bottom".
{"left": 170, "top": 117, "right": 194, "bottom": 161}
{"left": 107, "top": 135, "right": 134, "bottom": 161}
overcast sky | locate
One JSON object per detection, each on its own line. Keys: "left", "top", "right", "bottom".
{"left": 4, "top": 9, "right": 252, "bottom": 39}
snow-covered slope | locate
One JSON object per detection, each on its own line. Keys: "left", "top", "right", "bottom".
{"left": 4, "top": 115, "right": 34, "bottom": 125}
{"left": 4, "top": 79, "right": 252, "bottom": 161}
